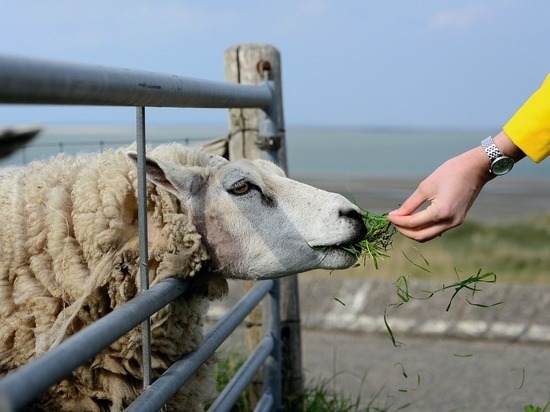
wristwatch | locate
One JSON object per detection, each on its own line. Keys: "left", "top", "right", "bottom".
{"left": 481, "top": 136, "right": 514, "bottom": 176}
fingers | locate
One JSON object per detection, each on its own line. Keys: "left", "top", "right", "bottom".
{"left": 388, "top": 192, "right": 465, "bottom": 242}
{"left": 387, "top": 187, "right": 438, "bottom": 231}
{"left": 388, "top": 188, "right": 429, "bottom": 217}
{"left": 386, "top": 188, "right": 444, "bottom": 242}
{"left": 391, "top": 220, "right": 449, "bottom": 242}
{"left": 388, "top": 208, "right": 434, "bottom": 229}
{"left": 388, "top": 208, "right": 450, "bottom": 242}
{"left": 387, "top": 148, "right": 490, "bottom": 242}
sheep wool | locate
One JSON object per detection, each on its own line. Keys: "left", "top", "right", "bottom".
{"left": 0, "top": 144, "right": 225, "bottom": 411}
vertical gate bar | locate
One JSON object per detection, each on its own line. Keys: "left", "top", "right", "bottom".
{"left": 258, "top": 78, "right": 282, "bottom": 165}
{"left": 136, "top": 106, "right": 152, "bottom": 388}
{"left": 264, "top": 278, "right": 282, "bottom": 410}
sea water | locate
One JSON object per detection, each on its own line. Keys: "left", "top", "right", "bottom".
{"left": 2, "top": 125, "right": 549, "bottom": 179}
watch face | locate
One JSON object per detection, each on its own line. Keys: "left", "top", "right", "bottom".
{"left": 491, "top": 156, "right": 514, "bottom": 176}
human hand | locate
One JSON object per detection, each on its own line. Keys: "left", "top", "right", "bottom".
{"left": 387, "top": 147, "right": 493, "bottom": 242}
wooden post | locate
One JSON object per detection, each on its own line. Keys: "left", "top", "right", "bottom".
{"left": 224, "top": 44, "right": 303, "bottom": 410}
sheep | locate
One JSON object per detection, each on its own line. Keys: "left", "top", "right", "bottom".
{"left": 0, "top": 143, "right": 366, "bottom": 411}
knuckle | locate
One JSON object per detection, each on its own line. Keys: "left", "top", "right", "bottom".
{"left": 432, "top": 205, "right": 455, "bottom": 223}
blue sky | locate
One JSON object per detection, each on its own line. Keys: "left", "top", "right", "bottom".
{"left": 1, "top": 0, "right": 549, "bottom": 129}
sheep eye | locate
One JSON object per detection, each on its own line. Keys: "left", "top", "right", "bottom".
{"left": 230, "top": 182, "right": 250, "bottom": 195}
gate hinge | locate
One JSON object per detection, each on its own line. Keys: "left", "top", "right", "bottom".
{"left": 256, "top": 135, "right": 281, "bottom": 150}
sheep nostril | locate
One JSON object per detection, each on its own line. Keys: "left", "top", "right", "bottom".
{"left": 339, "top": 208, "right": 361, "bottom": 221}
{"left": 339, "top": 208, "right": 367, "bottom": 237}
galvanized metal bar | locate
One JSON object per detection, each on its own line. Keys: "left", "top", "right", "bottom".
{"left": 136, "top": 107, "right": 152, "bottom": 389}
{"left": 126, "top": 279, "right": 274, "bottom": 412}
{"left": 253, "top": 394, "right": 274, "bottom": 412}
{"left": 0, "top": 278, "right": 189, "bottom": 411}
{"left": 207, "top": 336, "right": 274, "bottom": 412}
{"left": 0, "top": 54, "right": 272, "bottom": 109}
{"left": 258, "top": 78, "right": 282, "bottom": 166}
{"left": 263, "top": 278, "right": 282, "bottom": 410}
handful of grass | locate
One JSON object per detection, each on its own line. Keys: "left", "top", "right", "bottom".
{"left": 347, "top": 211, "right": 396, "bottom": 269}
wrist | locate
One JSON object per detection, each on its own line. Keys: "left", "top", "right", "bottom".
{"left": 470, "top": 146, "right": 496, "bottom": 182}
{"left": 493, "top": 130, "right": 526, "bottom": 162}
{"left": 481, "top": 136, "right": 515, "bottom": 176}
{"left": 452, "top": 146, "right": 495, "bottom": 184}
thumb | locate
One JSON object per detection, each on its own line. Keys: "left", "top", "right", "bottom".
{"left": 389, "top": 189, "right": 427, "bottom": 217}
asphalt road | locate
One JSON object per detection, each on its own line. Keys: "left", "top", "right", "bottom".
{"left": 212, "top": 277, "right": 550, "bottom": 411}
{"left": 301, "top": 329, "right": 550, "bottom": 412}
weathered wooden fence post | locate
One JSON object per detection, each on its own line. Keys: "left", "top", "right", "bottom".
{"left": 224, "top": 44, "right": 303, "bottom": 410}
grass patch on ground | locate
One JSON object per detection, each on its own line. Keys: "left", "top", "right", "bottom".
{"left": 213, "top": 353, "right": 410, "bottom": 412}
{"left": 300, "top": 375, "right": 411, "bottom": 412}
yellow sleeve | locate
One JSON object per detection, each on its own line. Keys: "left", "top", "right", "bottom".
{"left": 503, "top": 73, "right": 550, "bottom": 163}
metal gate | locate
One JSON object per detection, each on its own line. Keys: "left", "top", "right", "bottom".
{"left": 0, "top": 49, "right": 285, "bottom": 411}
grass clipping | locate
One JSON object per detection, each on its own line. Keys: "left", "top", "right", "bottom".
{"left": 350, "top": 210, "right": 501, "bottom": 346}
{"left": 347, "top": 211, "right": 396, "bottom": 269}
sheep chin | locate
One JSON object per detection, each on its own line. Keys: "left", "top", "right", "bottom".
{"left": 314, "top": 247, "right": 359, "bottom": 270}
{"left": 217, "top": 248, "right": 359, "bottom": 280}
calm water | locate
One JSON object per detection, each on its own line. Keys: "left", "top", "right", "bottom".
{"left": 2, "top": 125, "right": 549, "bottom": 179}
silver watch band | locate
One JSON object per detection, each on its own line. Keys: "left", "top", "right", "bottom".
{"left": 481, "top": 136, "right": 502, "bottom": 161}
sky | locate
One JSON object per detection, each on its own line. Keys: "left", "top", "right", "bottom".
{"left": 1, "top": 0, "right": 549, "bottom": 130}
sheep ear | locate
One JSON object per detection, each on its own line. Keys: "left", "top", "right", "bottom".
{"left": 127, "top": 152, "right": 204, "bottom": 199}
{"left": 208, "top": 154, "right": 228, "bottom": 168}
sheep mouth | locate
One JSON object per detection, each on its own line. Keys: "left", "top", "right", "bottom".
{"left": 326, "top": 241, "right": 362, "bottom": 257}
{"left": 312, "top": 236, "right": 364, "bottom": 258}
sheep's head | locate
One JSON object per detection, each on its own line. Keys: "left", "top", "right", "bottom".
{"left": 128, "top": 151, "right": 366, "bottom": 280}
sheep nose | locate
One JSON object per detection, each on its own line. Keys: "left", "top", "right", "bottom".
{"left": 339, "top": 208, "right": 367, "bottom": 235}
{"left": 339, "top": 208, "right": 361, "bottom": 221}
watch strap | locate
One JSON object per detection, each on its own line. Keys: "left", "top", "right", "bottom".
{"left": 481, "top": 136, "right": 502, "bottom": 161}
